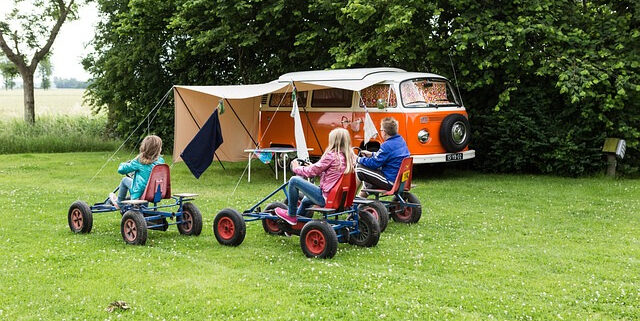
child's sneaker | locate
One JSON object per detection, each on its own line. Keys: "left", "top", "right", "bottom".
{"left": 108, "top": 193, "right": 120, "bottom": 210}
{"left": 274, "top": 207, "right": 297, "bottom": 225}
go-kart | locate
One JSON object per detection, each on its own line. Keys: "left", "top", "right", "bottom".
{"left": 213, "top": 172, "right": 381, "bottom": 259}
{"left": 353, "top": 155, "right": 422, "bottom": 231}
{"left": 68, "top": 164, "right": 202, "bottom": 245}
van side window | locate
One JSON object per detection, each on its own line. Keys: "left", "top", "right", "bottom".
{"left": 311, "top": 88, "right": 353, "bottom": 107}
{"left": 359, "top": 84, "right": 397, "bottom": 108}
{"left": 269, "top": 91, "right": 307, "bottom": 107}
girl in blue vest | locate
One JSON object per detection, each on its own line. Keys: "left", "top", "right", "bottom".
{"left": 108, "top": 135, "right": 165, "bottom": 208}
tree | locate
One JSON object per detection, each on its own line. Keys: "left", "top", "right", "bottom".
{"left": 0, "top": 56, "right": 19, "bottom": 89}
{"left": 38, "top": 54, "right": 53, "bottom": 89}
{"left": 84, "top": 0, "right": 640, "bottom": 175}
{"left": 0, "top": 0, "right": 77, "bottom": 123}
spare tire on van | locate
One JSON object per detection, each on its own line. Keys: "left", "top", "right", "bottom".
{"left": 440, "top": 114, "right": 471, "bottom": 153}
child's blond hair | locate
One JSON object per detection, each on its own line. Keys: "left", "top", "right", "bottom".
{"left": 137, "top": 135, "right": 162, "bottom": 165}
{"left": 324, "top": 128, "right": 354, "bottom": 173}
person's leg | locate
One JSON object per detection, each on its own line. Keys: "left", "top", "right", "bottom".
{"left": 277, "top": 176, "right": 323, "bottom": 224}
{"left": 355, "top": 163, "right": 393, "bottom": 195}
{"left": 296, "top": 182, "right": 325, "bottom": 216}
{"left": 117, "top": 177, "right": 133, "bottom": 203}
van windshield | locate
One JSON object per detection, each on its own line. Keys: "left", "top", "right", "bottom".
{"left": 400, "top": 79, "right": 460, "bottom": 108}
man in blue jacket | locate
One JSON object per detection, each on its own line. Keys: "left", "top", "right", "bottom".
{"left": 356, "top": 117, "right": 410, "bottom": 197}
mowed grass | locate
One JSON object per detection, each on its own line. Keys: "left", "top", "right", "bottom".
{"left": 0, "top": 152, "right": 639, "bottom": 320}
{"left": 0, "top": 89, "right": 90, "bottom": 118}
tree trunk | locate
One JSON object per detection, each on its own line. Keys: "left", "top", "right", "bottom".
{"left": 22, "top": 71, "right": 35, "bottom": 124}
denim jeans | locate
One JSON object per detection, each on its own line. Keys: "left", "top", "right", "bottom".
{"left": 117, "top": 177, "right": 133, "bottom": 204}
{"left": 288, "top": 176, "right": 325, "bottom": 216}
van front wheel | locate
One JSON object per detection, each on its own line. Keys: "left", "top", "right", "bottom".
{"left": 440, "top": 114, "right": 471, "bottom": 153}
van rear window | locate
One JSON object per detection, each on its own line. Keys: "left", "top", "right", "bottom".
{"left": 269, "top": 91, "right": 307, "bottom": 107}
{"left": 311, "top": 88, "right": 353, "bottom": 107}
{"left": 359, "top": 84, "right": 397, "bottom": 108}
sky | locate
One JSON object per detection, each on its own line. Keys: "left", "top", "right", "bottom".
{"left": 50, "top": 3, "right": 99, "bottom": 81}
{"left": 1, "top": 1, "right": 99, "bottom": 82}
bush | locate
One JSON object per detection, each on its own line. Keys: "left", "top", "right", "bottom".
{"left": 0, "top": 116, "right": 119, "bottom": 154}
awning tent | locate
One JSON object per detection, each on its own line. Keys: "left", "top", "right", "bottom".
{"left": 173, "top": 78, "right": 384, "bottom": 163}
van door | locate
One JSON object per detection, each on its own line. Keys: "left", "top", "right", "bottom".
{"left": 352, "top": 84, "right": 399, "bottom": 150}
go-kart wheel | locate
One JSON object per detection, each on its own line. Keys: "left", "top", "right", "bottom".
{"left": 300, "top": 221, "right": 338, "bottom": 259}
{"left": 263, "top": 202, "right": 287, "bottom": 235}
{"left": 390, "top": 192, "right": 422, "bottom": 224}
{"left": 214, "top": 208, "right": 246, "bottom": 246}
{"left": 349, "top": 210, "right": 380, "bottom": 247}
{"left": 121, "top": 211, "right": 147, "bottom": 245}
{"left": 68, "top": 201, "right": 93, "bottom": 234}
{"left": 358, "top": 200, "right": 389, "bottom": 233}
{"left": 178, "top": 202, "right": 203, "bottom": 236}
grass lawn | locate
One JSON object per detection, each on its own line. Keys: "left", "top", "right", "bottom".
{"left": 0, "top": 152, "right": 638, "bottom": 320}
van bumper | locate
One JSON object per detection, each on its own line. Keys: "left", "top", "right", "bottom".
{"left": 412, "top": 150, "right": 475, "bottom": 164}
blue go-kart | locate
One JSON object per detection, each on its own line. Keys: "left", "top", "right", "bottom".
{"left": 353, "top": 157, "right": 422, "bottom": 232}
{"left": 213, "top": 172, "right": 381, "bottom": 259}
{"left": 68, "top": 164, "right": 202, "bottom": 245}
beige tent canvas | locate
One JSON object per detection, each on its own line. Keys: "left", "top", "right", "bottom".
{"left": 173, "top": 75, "right": 387, "bottom": 163}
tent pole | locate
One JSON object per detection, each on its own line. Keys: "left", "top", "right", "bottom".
{"left": 292, "top": 81, "right": 324, "bottom": 154}
{"left": 175, "top": 88, "right": 226, "bottom": 171}
{"left": 224, "top": 98, "right": 276, "bottom": 175}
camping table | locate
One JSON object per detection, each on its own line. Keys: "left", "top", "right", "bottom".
{"left": 244, "top": 147, "right": 313, "bottom": 183}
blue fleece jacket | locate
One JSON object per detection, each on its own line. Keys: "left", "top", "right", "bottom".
{"left": 357, "top": 135, "right": 410, "bottom": 182}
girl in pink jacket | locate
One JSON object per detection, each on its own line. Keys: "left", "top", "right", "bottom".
{"left": 275, "top": 128, "right": 355, "bottom": 224}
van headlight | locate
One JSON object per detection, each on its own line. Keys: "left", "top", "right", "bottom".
{"left": 418, "top": 129, "right": 429, "bottom": 143}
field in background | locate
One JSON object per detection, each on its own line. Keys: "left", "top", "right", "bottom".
{"left": 0, "top": 152, "right": 638, "bottom": 319}
{"left": 0, "top": 89, "right": 91, "bottom": 118}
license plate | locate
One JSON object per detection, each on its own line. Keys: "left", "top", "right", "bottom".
{"left": 446, "top": 153, "right": 463, "bottom": 161}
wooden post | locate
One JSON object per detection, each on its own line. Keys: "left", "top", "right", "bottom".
{"left": 606, "top": 154, "right": 617, "bottom": 177}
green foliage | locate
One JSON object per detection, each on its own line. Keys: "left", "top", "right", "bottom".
{"left": 0, "top": 115, "right": 118, "bottom": 154}
{"left": 0, "top": 56, "right": 18, "bottom": 89}
{"left": 84, "top": 0, "right": 640, "bottom": 176}
{"left": 38, "top": 54, "right": 52, "bottom": 89}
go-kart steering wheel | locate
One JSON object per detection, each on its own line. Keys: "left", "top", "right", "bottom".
{"left": 352, "top": 146, "right": 363, "bottom": 157}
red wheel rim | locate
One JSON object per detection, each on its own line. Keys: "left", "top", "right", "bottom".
{"left": 71, "top": 209, "right": 83, "bottom": 230}
{"left": 124, "top": 218, "right": 137, "bottom": 241}
{"left": 363, "top": 207, "right": 379, "bottom": 221}
{"left": 395, "top": 206, "right": 412, "bottom": 220}
{"left": 218, "top": 217, "right": 235, "bottom": 240}
{"left": 265, "top": 219, "right": 280, "bottom": 232}
{"left": 181, "top": 211, "right": 193, "bottom": 232}
{"left": 305, "top": 229, "right": 326, "bottom": 255}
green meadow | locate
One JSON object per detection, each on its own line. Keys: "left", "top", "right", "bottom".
{"left": 0, "top": 151, "right": 638, "bottom": 320}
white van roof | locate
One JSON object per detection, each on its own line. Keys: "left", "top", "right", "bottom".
{"left": 277, "top": 68, "right": 448, "bottom": 83}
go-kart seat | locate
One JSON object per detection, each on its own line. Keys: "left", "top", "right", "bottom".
{"left": 308, "top": 172, "right": 356, "bottom": 213}
{"left": 140, "top": 164, "right": 172, "bottom": 203}
{"left": 362, "top": 157, "right": 413, "bottom": 196}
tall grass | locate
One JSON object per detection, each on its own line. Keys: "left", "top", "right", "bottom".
{"left": 0, "top": 115, "right": 119, "bottom": 154}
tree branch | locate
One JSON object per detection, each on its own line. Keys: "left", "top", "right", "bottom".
{"left": 30, "top": 0, "right": 76, "bottom": 72}
{"left": 0, "top": 31, "right": 27, "bottom": 72}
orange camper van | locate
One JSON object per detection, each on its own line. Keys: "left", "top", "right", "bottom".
{"left": 258, "top": 68, "right": 475, "bottom": 164}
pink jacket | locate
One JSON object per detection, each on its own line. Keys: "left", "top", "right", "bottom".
{"left": 292, "top": 151, "right": 346, "bottom": 199}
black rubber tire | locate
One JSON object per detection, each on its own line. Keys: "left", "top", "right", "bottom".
{"left": 263, "top": 202, "right": 287, "bottom": 235}
{"left": 440, "top": 114, "right": 471, "bottom": 153}
{"left": 300, "top": 220, "right": 338, "bottom": 259}
{"left": 348, "top": 210, "right": 380, "bottom": 247}
{"left": 68, "top": 201, "right": 93, "bottom": 234}
{"left": 121, "top": 210, "right": 148, "bottom": 245}
{"left": 390, "top": 192, "right": 422, "bottom": 224}
{"left": 177, "top": 202, "right": 203, "bottom": 236}
{"left": 358, "top": 200, "right": 389, "bottom": 233}
{"left": 213, "top": 208, "right": 246, "bottom": 246}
